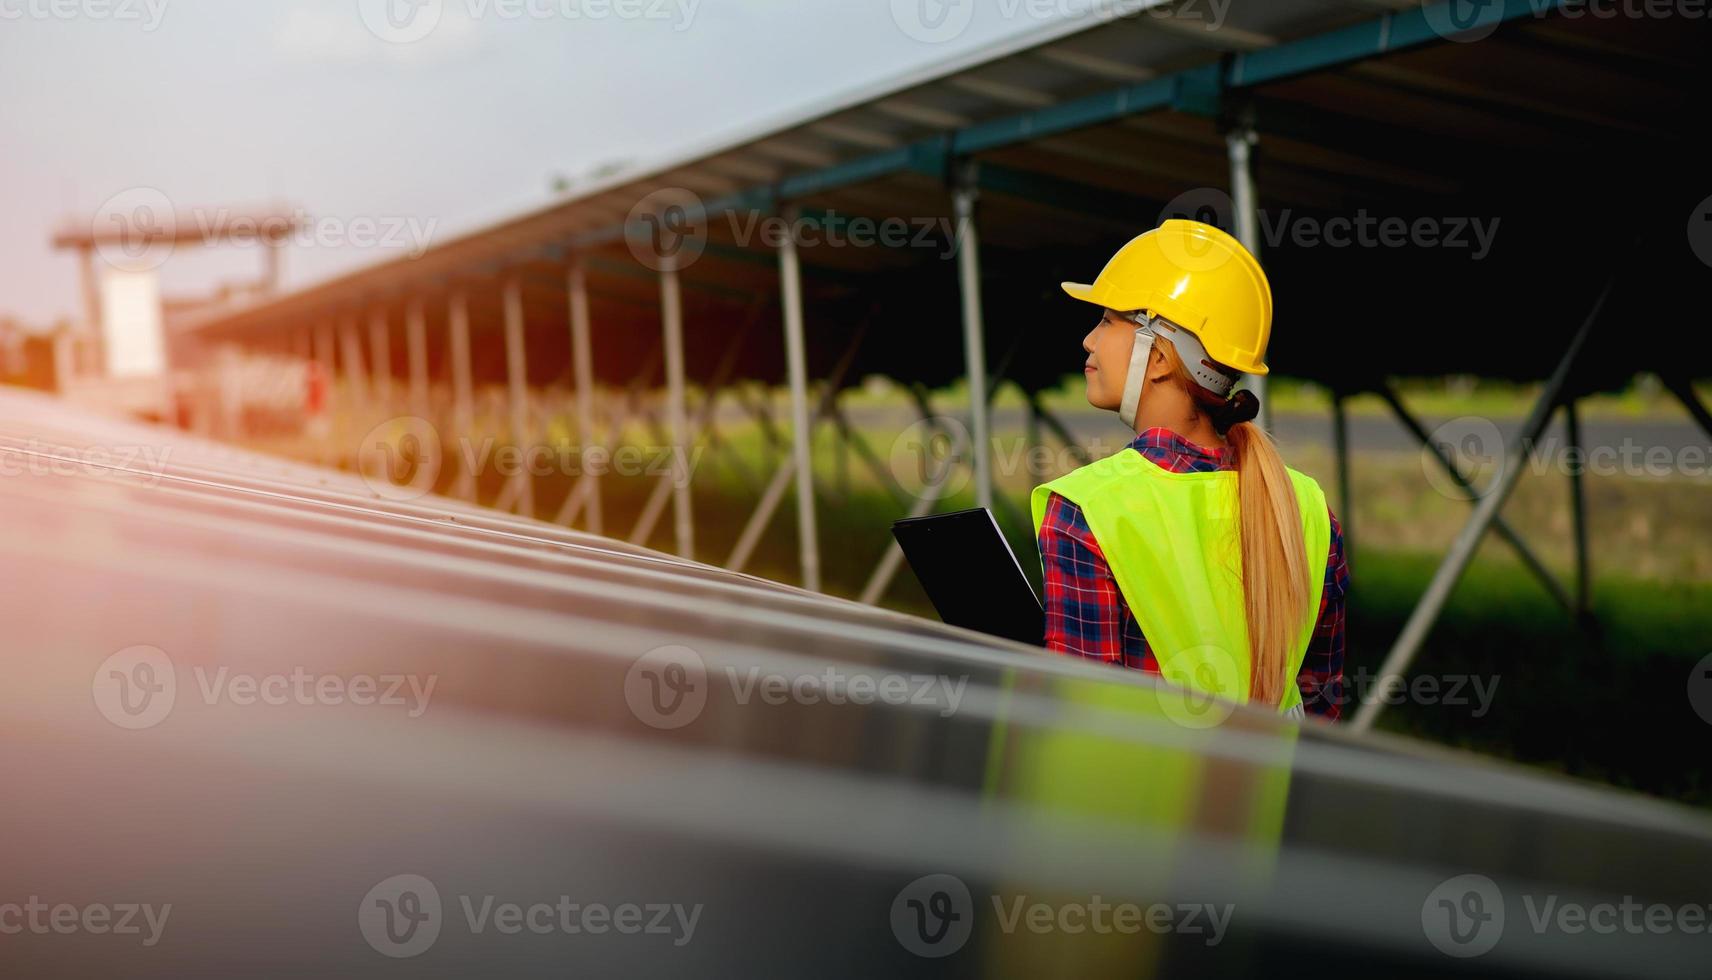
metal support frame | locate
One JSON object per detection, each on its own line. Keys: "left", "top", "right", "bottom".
{"left": 778, "top": 206, "right": 821, "bottom": 591}
{"left": 859, "top": 408, "right": 966, "bottom": 606}
{"left": 406, "top": 299, "right": 429, "bottom": 418}
{"left": 1225, "top": 121, "right": 1269, "bottom": 433}
{"left": 626, "top": 302, "right": 761, "bottom": 548}
{"left": 1353, "top": 272, "right": 1615, "bottom": 732}
{"left": 1331, "top": 389, "right": 1353, "bottom": 562}
{"left": 1376, "top": 383, "right": 1572, "bottom": 613}
{"left": 448, "top": 290, "right": 476, "bottom": 501}
{"left": 368, "top": 308, "right": 392, "bottom": 412}
{"left": 659, "top": 262, "right": 694, "bottom": 560}
{"left": 1565, "top": 398, "right": 1590, "bottom": 617}
{"left": 566, "top": 259, "right": 603, "bottom": 535}
{"left": 727, "top": 326, "right": 868, "bottom": 577}
{"left": 337, "top": 315, "right": 369, "bottom": 415}
{"left": 1663, "top": 375, "right": 1712, "bottom": 441}
{"left": 951, "top": 168, "right": 994, "bottom": 511}
{"left": 502, "top": 276, "right": 535, "bottom": 518}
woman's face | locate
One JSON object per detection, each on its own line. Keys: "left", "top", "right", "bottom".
{"left": 1082, "top": 309, "right": 1140, "bottom": 410}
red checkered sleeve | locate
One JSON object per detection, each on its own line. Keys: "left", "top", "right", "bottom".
{"left": 1037, "top": 492, "right": 1157, "bottom": 672}
{"left": 1295, "top": 511, "right": 1350, "bottom": 721}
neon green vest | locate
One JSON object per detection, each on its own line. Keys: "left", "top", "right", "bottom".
{"left": 1031, "top": 448, "right": 1331, "bottom": 712}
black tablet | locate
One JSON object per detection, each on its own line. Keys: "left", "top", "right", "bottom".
{"left": 891, "top": 507, "right": 1044, "bottom": 646}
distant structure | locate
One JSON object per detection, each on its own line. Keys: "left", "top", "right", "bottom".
{"left": 50, "top": 203, "right": 301, "bottom": 418}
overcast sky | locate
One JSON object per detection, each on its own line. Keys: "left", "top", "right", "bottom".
{"left": 0, "top": 0, "right": 1082, "bottom": 326}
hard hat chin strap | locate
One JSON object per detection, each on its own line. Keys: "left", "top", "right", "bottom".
{"left": 1117, "top": 311, "right": 1241, "bottom": 431}
{"left": 1118, "top": 324, "right": 1155, "bottom": 431}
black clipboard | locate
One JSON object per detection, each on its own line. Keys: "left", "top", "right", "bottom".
{"left": 891, "top": 507, "right": 1044, "bottom": 646}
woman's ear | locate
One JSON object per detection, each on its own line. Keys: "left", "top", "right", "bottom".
{"left": 1145, "top": 343, "right": 1172, "bottom": 383}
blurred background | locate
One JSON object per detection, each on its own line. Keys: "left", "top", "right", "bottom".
{"left": 4, "top": 0, "right": 1711, "bottom": 813}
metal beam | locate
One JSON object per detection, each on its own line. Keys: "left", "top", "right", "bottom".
{"left": 1225, "top": 120, "right": 1269, "bottom": 431}
{"left": 1332, "top": 390, "right": 1353, "bottom": 563}
{"left": 337, "top": 315, "right": 369, "bottom": 415}
{"left": 368, "top": 308, "right": 393, "bottom": 412}
{"left": 1376, "top": 384, "right": 1573, "bottom": 614}
{"left": 659, "top": 263, "right": 694, "bottom": 560}
{"left": 1565, "top": 398, "right": 1590, "bottom": 617}
{"left": 778, "top": 207, "right": 820, "bottom": 592}
{"left": 406, "top": 299, "right": 429, "bottom": 418}
{"left": 448, "top": 290, "right": 476, "bottom": 502}
{"left": 502, "top": 276, "right": 535, "bottom": 518}
{"left": 952, "top": 172, "right": 993, "bottom": 512}
{"left": 1353, "top": 269, "right": 1613, "bottom": 732}
{"left": 567, "top": 259, "right": 602, "bottom": 536}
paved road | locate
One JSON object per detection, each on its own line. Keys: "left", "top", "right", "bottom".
{"left": 836, "top": 406, "right": 1712, "bottom": 459}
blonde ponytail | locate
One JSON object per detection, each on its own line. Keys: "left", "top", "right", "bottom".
{"left": 1155, "top": 340, "right": 1312, "bottom": 705}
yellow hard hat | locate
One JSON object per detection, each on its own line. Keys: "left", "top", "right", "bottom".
{"left": 1061, "top": 219, "right": 1273, "bottom": 376}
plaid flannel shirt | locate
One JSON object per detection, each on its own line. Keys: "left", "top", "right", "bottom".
{"left": 1037, "top": 427, "right": 1350, "bottom": 720}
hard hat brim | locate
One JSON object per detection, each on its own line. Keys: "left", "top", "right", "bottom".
{"left": 1061, "top": 281, "right": 1100, "bottom": 305}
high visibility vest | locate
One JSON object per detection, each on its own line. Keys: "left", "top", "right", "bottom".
{"left": 1031, "top": 448, "right": 1331, "bottom": 713}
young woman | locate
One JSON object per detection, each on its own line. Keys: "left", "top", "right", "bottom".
{"left": 1031, "top": 219, "right": 1349, "bottom": 720}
